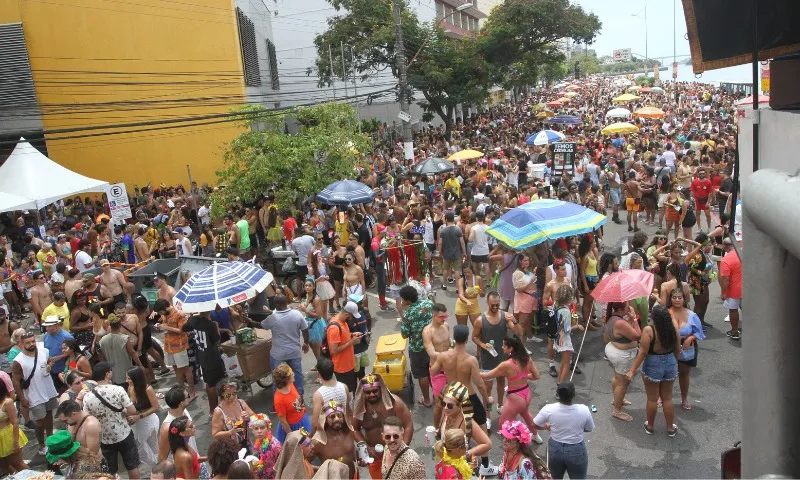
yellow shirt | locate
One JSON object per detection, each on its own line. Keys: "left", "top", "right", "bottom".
{"left": 41, "top": 302, "right": 70, "bottom": 331}
{"left": 444, "top": 178, "right": 461, "bottom": 197}
{"left": 335, "top": 220, "right": 350, "bottom": 244}
{"left": 36, "top": 250, "right": 57, "bottom": 275}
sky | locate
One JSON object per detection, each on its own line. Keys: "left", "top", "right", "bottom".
{"left": 268, "top": 0, "right": 757, "bottom": 103}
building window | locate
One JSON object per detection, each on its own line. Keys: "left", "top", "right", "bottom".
{"left": 435, "top": 1, "right": 444, "bottom": 20}
{"left": 454, "top": 11, "right": 462, "bottom": 29}
{"left": 267, "top": 39, "right": 280, "bottom": 90}
{"left": 444, "top": 5, "right": 453, "bottom": 23}
{"left": 236, "top": 7, "right": 261, "bottom": 87}
{"left": 469, "top": 16, "right": 475, "bottom": 31}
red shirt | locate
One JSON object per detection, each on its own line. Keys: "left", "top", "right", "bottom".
{"left": 690, "top": 178, "right": 713, "bottom": 200}
{"left": 282, "top": 217, "right": 297, "bottom": 242}
{"left": 274, "top": 384, "right": 306, "bottom": 424}
{"left": 720, "top": 251, "right": 742, "bottom": 299}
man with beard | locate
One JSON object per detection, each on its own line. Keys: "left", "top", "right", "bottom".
{"left": 312, "top": 401, "right": 358, "bottom": 479}
{"left": 12, "top": 332, "right": 59, "bottom": 456}
{"left": 55, "top": 399, "right": 103, "bottom": 471}
{"left": 351, "top": 374, "right": 413, "bottom": 479}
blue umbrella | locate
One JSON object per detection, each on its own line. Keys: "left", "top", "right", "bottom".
{"left": 526, "top": 130, "right": 566, "bottom": 146}
{"left": 316, "top": 180, "right": 375, "bottom": 206}
{"left": 486, "top": 199, "right": 607, "bottom": 250}
{"left": 173, "top": 261, "right": 274, "bottom": 313}
{"left": 547, "top": 115, "right": 583, "bottom": 125}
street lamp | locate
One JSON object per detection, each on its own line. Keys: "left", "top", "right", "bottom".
{"left": 407, "top": 2, "right": 473, "bottom": 67}
{"left": 631, "top": 5, "right": 648, "bottom": 75}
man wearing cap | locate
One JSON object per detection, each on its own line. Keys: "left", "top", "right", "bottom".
{"left": 12, "top": 332, "right": 59, "bottom": 456}
{"left": 82, "top": 272, "right": 112, "bottom": 308}
{"left": 43, "top": 314, "right": 74, "bottom": 393}
{"left": 261, "top": 294, "right": 309, "bottom": 397}
{"left": 83, "top": 361, "right": 141, "bottom": 478}
{"left": 99, "top": 258, "right": 128, "bottom": 306}
{"left": 347, "top": 293, "right": 371, "bottom": 379}
{"left": 327, "top": 302, "right": 362, "bottom": 394}
{"left": 154, "top": 272, "right": 177, "bottom": 303}
{"left": 312, "top": 400, "right": 358, "bottom": 478}
{"left": 352, "top": 373, "right": 413, "bottom": 479}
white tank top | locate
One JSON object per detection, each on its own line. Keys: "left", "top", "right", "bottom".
{"left": 14, "top": 345, "right": 58, "bottom": 408}
{"left": 318, "top": 382, "right": 348, "bottom": 408}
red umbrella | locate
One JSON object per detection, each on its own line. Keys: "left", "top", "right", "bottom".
{"left": 591, "top": 269, "right": 654, "bottom": 303}
{"left": 547, "top": 100, "right": 563, "bottom": 107}
{"left": 640, "top": 87, "right": 652, "bottom": 93}
{"left": 734, "top": 94, "right": 770, "bottom": 106}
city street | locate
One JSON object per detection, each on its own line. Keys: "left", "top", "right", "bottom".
{"left": 23, "top": 216, "right": 741, "bottom": 478}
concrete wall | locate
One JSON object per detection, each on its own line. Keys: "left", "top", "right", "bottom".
{"left": 737, "top": 108, "right": 800, "bottom": 182}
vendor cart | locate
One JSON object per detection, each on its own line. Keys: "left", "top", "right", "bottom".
{"left": 220, "top": 328, "right": 274, "bottom": 395}
{"left": 372, "top": 334, "right": 414, "bottom": 403}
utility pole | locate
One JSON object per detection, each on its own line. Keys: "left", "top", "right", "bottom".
{"left": 674, "top": 0, "right": 679, "bottom": 104}
{"left": 644, "top": 4, "right": 648, "bottom": 77}
{"left": 351, "top": 45, "right": 361, "bottom": 133}
{"left": 340, "top": 41, "right": 349, "bottom": 99}
{"left": 328, "top": 44, "right": 337, "bottom": 100}
{"left": 392, "top": 0, "right": 414, "bottom": 161}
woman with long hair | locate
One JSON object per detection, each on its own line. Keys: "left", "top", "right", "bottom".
{"left": 297, "top": 279, "right": 326, "bottom": 363}
{"left": 169, "top": 416, "right": 206, "bottom": 479}
{"left": 511, "top": 254, "right": 538, "bottom": 341}
{"left": 658, "top": 261, "right": 691, "bottom": 307}
{"left": 341, "top": 251, "right": 366, "bottom": 300}
{"left": 328, "top": 236, "right": 347, "bottom": 313}
{"left": 578, "top": 235, "right": 599, "bottom": 329}
{"left": 438, "top": 381, "right": 497, "bottom": 476}
{"left": 667, "top": 288, "right": 705, "bottom": 411}
{"left": 58, "top": 371, "right": 87, "bottom": 405}
{"left": 69, "top": 289, "right": 94, "bottom": 349}
{"left": 127, "top": 366, "right": 161, "bottom": 465}
{"left": 626, "top": 304, "right": 680, "bottom": 436}
{"left": 58, "top": 339, "right": 91, "bottom": 381}
{"left": 308, "top": 235, "right": 335, "bottom": 319}
{"left": 0, "top": 378, "right": 27, "bottom": 474}
{"left": 480, "top": 335, "right": 543, "bottom": 444}
{"left": 200, "top": 225, "right": 216, "bottom": 257}
{"left": 603, "top": 302, "right": 641, "bottom": 422}
{"left": 554, "top": 285, "right": 585, "bottom": 385}
{"left": 499, "top": 420, "right": 547, "bottom": 480}
{"left": 434, "top": 428, "right": 474, "bottom": 479}
{"left": 686, "top": 233, "right": 714, "bottom": 328}
{"left": 88, "top": 302, "right": 109, "bottom": 360}
{"left": 454, "top": 263, "right": 483, "bottom": 326}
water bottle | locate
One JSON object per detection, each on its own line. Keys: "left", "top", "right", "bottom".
{"left": 487, "top": 340, "right": 498, "bottom": 357}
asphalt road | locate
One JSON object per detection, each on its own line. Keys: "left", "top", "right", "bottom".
{"left": 23, "top": 215, "right": 741, "bottom": 478}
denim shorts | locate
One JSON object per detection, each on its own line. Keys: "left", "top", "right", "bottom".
{"left": 642, "top": 353, "right": 678, "bottom": 382}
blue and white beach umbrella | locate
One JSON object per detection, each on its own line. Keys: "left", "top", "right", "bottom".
{"left": 316, "top": 180, "right": 376, "bottom": 207}
{"left": 525, "top": 130, "right": 567, "bottom": 146}
{"left": 173, "top": 261, "right": 274, "bottom": 313}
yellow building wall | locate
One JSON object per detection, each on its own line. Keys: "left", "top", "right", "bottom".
{"left": 8, "top": 0, "right": 247, "bottom": 188}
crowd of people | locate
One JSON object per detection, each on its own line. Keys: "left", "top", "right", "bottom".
{"left": 0, "top": 75, "right": 744, "bottom": 479}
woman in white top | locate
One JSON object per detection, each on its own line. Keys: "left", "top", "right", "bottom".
{"left": 533, "top": 381, "right": 595, "bottom": 479}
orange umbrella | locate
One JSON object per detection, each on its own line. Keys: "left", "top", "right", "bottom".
{"left": 640, "top": 87, "right": 652, "bottom": 93}
{"left": 633, "top": 106, "right": 665, "bottom": 119}
{"left": 556, "top": 96, "right": 571, "bottom": 103}
{"left": 565, "top": 85, "right": 580, "bottom": 91}
{"left": 547, "top": 100, "right": 563, "bottom": 107}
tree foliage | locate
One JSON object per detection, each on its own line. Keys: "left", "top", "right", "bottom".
{"left": 212, "top": 103, "right": 369, "bottom": 216}
{"left": 568, "top": 53, "right": 600, "bottom": 78}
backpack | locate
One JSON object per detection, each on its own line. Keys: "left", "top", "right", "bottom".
{"left": 319, "top": 320, "right": 343, "bottom": 358}
{"left": 546, "top": 306, "right": 568, "bottom": 338}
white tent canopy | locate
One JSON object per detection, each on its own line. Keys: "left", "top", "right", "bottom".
{"left": 0, "top": 138, "right": 108, "bottom": 210}
{"left": 0, "top": 192, "right": 36, "bottom": 213}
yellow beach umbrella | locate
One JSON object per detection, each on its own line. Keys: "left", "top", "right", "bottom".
{"left": 564, "top": 92, "right": 578, "bottom": 97}
{"left": 536, "top": 110, "right": 556, "bottom": 118}
{"left": 628, "top": 85, "right": 642, "bottom": 92}
{"left": 448, "top": 149, "right": 484, "bottom": 161}
{"left": 601, "top": 122, "right": 640, "bottom": 135}
{"left": 612, "top": 93, "right": 641, "bottom": 103}
{"left": 565, "top": 84, "right": 580, "bottom": 91}
{"left": 531, "top": 103, "right": 547, "bottom": 111}
{"left": 632, "top": 106, "right": 665, "bottom": 119}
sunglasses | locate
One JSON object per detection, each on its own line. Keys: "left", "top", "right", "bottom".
{"left": 442, "top": 402, "right": 457, "bottom": 410}
{"left": 383, "top": 433, "right": 401, "bottom": 441}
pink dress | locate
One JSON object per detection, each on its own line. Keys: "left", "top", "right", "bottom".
{"left": 513, "top": 270, "right": 538, "bottom": 314}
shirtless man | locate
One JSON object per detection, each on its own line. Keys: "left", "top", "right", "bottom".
{"left": 422, "top": 303, "right": 451, "bottom": 401}
{"left": 348, "top": 235, "right": 366, "bottom": 272}
{"left": 154, "top": 273, "right": 176, "bottom": 302}
{"left": 63, "top": 269, "right": 83, "bottom": 305}
{"left": 56, "top": 400, "right": 103, "bottom": 471}
{"left": 543, "top": 259, "right": 573, "bottom": 378}
{"left": 114, "top": 301, "right": 143, "bottom": 358}
{"left": 99, "top": 259, "right": 128, "bottom": 305}
{"left": 429, "top": 324, "right": 489, "bottom": 433}
{"left": 351, "top": 374, "right": 413, "bottom": 479}
{"left": 81, "top": 273, "right": 112, "bottom": 308}
{"left": 0, "top": 309, "right": 18, "bottom": 373}
{"left": 622, "top": 171, "right": 646, "bottom": 233}
{"left": 312, "top": 401, "right": 358, "bottom": 479}
{"left": 30, "top": 271, "right": 53, "bottom": 326}
{"left": 134, "top": 227, "right": 150, "bottom": 263}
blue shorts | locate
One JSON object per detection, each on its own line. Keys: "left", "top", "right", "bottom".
{"left": 642, "top": 353, "right": 678, "bottom": 383}
{"left": 609, "top": 188, "right": 622, "bottom": 205}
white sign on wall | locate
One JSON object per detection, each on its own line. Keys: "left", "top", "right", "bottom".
{"left": 105, "top": 183, "right": 132, "bottom": 224}
{"left": 612, "top": 48, "right": 632, "bottom": 62}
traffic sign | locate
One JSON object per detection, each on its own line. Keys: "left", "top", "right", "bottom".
{"left": 104, "top": 183, "right": 132, "bottom": 224}
{"left": 398, "top": 111, "right": 411, "bottom": 123}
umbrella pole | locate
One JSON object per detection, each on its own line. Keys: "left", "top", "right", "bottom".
{"left": 569, "top": 317, "right": 592, "bottom": 382}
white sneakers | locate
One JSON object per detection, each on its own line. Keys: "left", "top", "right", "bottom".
{"left": 479, "top": 462, "right": 500, "bottom": 476}
{"left": 532, "top": 432, "right": 544, "bottom": 444}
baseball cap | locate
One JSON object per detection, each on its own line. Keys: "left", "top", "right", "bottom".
{"left": 99, "top": 259, "right": 110, "bottom": 266}
{"left": 343, "top": 301, "right": 361, "bottom": 319}
{"left": 75, "top": 223, "right": 84, "bottom": 230}
{"left": 81, "top": 273, "right": 96, "bottom": 283}
{"left": 173, "top": 227, "right": 184, "bottom": 235}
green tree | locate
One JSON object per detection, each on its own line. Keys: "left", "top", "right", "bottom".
{"left": 212, "top": 103, "right": 369, "bottom": 215}
{"left": 568, "top": 53, "right": 600, "bottom": 78}
{"left": 478, "top": 0, "right": 601, "bottom": 87}
{"left": 312, "top": 0, "right": 492, "bottom": 140}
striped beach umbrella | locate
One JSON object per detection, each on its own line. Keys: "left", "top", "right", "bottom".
{"left": 316, "top": 180, "right": 375, "bottom": 206}
{"left": 526, "top": 130, "right": 566, "bottom": 146}
{"left": 486, "top": 199, "right": 607, "bottom": 250}
{"left": 173, "top": 261, "right": 274, "bottom": 313}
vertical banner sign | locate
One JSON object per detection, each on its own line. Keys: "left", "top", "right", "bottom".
{"left": 552, "top": 142, "right": 577, "bottom": 177}
{"left": 653, "top": 62, "right": 660, "bottom": 82}
{"left": 105, "top": 183, "right": 132, "bottom": 224}
{"left": 672, "top": 62, "right": 678, "bottom": 79}
{"left": 761, "top": 61, "right": 770, "bottom": 93}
